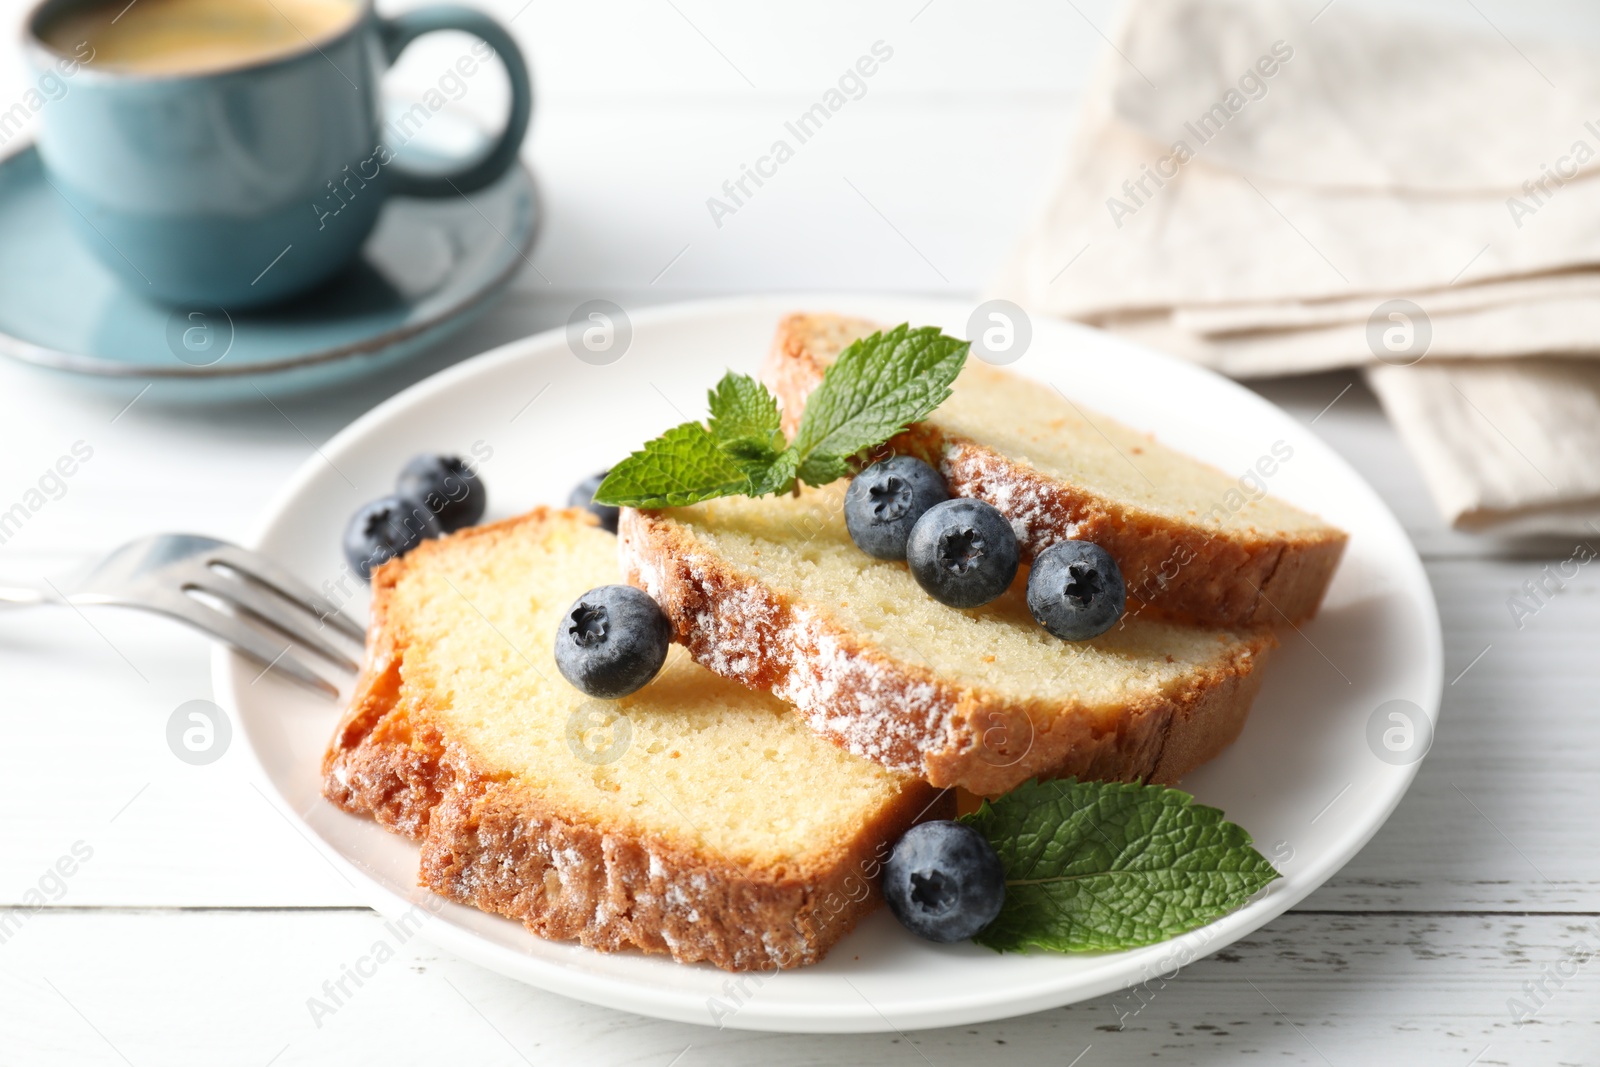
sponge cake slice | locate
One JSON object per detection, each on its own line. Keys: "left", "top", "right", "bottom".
{"left": 323, "top": 507, "right": 948, "bottom": 971}
{"left": 763, "top": 312, "right": 1347, "bottom": 628}
{"left": 620, "top": 484, "right": 1277, "bottom": 797}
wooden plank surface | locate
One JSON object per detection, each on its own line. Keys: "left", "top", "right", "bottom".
{"left": 2, "top": 910, "right": 1596, "bottom": 1064}
{"left": 4, "top": 0, "right": 1600, "bottom": 1062}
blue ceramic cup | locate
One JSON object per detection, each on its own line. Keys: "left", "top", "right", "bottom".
{"left": 23, "top": 0, "right": 532, "bottom": 308}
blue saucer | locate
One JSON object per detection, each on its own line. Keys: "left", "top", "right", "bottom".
{"left": 0, "top": 135, "right": 538, "bottom": 400}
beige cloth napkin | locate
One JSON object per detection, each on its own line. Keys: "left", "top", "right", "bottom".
{"left": 1368, "top": 359, "right": 1600, "bottom": 534}
{"left": 992, "top": 0, "right": 1600, "bottom": 534}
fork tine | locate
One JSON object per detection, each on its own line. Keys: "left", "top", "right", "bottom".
{"left": 141, "top": 592, "right": 339, "bottom": 697}
{"left": 185, "top": 569, "right": 360, "bottom": 672}
{"left": 205, "top": 545, "right": 366, "bottom": 642}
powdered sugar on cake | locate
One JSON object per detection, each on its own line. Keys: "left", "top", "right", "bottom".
{"left": 941, "top": 439, "right": 1080, "bottom": 556}
{"left": 772, "top": 606, "right": 951, "bottom": 774}
{"left": 619, "top": 511, "right": 955, "bottom": 777}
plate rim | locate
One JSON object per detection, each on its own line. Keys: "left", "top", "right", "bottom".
{"left": 215, "top": 292, "right": 1443, "bottom": 1033}
{"left": 0, "top": 138, "right": 540, "bottom": 380}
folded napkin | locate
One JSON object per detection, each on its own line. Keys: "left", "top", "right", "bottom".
{"left": 993, "top": 0, "right": 1600, "bottom": 534}
{"left": 1368, "top": 359, "right": 1600, "bottom": 534}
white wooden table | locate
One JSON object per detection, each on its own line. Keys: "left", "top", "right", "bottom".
{"left": 3, "top": 1, "right": 1598, "bottom": 1063}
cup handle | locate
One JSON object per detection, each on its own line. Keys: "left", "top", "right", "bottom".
{"left": 377, "top": 6, "right": 533, "bottom": 197}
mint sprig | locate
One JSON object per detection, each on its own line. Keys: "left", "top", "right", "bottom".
{"left": 963, "top": 779, "right": 1280, "bottom": 953}
{"left": 593, "top": 325, "right": 969, "bottom": 508}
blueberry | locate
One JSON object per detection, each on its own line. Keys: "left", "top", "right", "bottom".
{"left": 569, "top": 470, "right": 620, "bottom": 534}
{"left": 883, "top": 820, "right": 1005, "bottom": 943}
{"left": 905, "top": 498, "right": 1020, "bottom": 609}
{"left": 343, "top": 495, "right": 442, "bottom": 581}
{"left": 553, "top": 585, "right": 672, "bottom": 699}
{"left": 1027, "top": 540, "right": 1126, "bottom": 641}
{"left": 396, "top": 454, "right": 486, "bottom": 533}
{"left": 845, "top": 456, "right": 948, "bottom": 560}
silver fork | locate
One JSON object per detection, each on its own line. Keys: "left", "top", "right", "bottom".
{"left": 0, "top": 534, "right": 365, "bottom": 697}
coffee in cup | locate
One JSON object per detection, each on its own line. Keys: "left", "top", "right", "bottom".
{"left": 39, "top": 0, "right": 361, "bottom": 77}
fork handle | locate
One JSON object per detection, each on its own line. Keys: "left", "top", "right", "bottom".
{"left": 0, "top": 585, "right": 50, "bottom": 607}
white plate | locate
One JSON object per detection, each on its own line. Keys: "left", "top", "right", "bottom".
{"left": 214, "top": 294, "right": 1442, "bottom": 1034}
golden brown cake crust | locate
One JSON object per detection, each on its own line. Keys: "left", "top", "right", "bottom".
{"left": 322, "top": 510, "right": 950, "bottom": 972}
{"left": 619, "top": 508, "right": 1277, "bottom": 797}
{"left": 763, "top": 312, "right": 1348, "bottom": 628}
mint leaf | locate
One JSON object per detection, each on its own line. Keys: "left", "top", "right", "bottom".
{"left": 594, "top": 422, "right": 756, "bottom": 507}
{"left": 707, "top": 372, "right": 784, "bottom": 462}
{"left": 794, "top": 451, "right": 852, "bottom": 488}
{"left": 707, "top": 372, "right": 792, "bottom": 492}
{"left": 744, "top": 445, "right": 800, "bottom": 498}
{"left": 790, "top": 324, "right": 968, "bottom": 482}
{"left": 963, "top": 779, "right": 1280, "bottom": 953}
